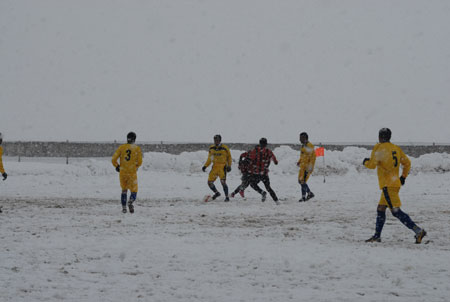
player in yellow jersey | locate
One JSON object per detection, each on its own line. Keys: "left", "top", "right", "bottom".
{"left": 112, "top": 132, "right": 143, "bottom": 213}
{"left": 297, "top": 132, "right": 316, "bottom": 202}
{"left": 364, "top": 128, "right": 426, "bottom": 244}
{"left": 202, "top": 134, "right": 232, "bottom": 201}
{"left": 0, "top": 132, "right": 7, "bottom": 182}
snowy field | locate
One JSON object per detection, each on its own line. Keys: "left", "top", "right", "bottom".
{"left": 1, "top": 147, "right": 450, "bottom": 302}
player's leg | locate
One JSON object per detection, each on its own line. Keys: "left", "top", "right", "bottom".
{"left": 387, "top": 188, "right": 426, "bottom": 243}
{"left": 221, "top": 179, "right": 229, "bottom": 201}
{"left": 239, "top": 173, "right": 250, "bottom": 197}
{"left": 298, "top": 170, "right": 308, "bottom": 201}
{"left": 262, "top": 175, "right": 278, "bottom": 203}
{"left": 249, "top": 175, "right": 266, "bottom": 201}
{"left": 303, "top": 171, "right": 314, "bottom": 200}
{"left": 219, "top": 167, "right": 229, "bottom": 201}
{"left": 119, "top": 174, "right": 128, "bottom": 213}
{"left": 391, "top": 207, "right": 427, "bottom": 243}
{"left": 208, "top": 167, "right": 221, "bottom": 200}
{"left": 366, "top": 204, "right": 387, "bottom": 242}
{"left": 128, "top": 175, "right": 138, "bottom": 213}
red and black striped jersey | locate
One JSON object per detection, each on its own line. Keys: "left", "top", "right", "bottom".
{"left": 247, "top": 146, "right": 278, "bottom": 175}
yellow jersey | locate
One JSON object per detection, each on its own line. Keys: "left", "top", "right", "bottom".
{"left": 364, "top": 142, "right": 411, "bottom": 189}
{"left": 298, "top": 142, "right": 316, "bottom": 172}
{"left": 204, "top": 144, "right": 232, "bottom": 168}
{"left": 111, "top": 144, "right": 143, "bottom": 174}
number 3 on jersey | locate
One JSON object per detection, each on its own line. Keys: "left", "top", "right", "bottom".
{"left": 125, "top": 149, "right": 131, "bottom": 161}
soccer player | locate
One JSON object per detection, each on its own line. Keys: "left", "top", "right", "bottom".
{"left": 0, "top": 132, "right": 7, "bottom": 181}
{"left": 202, "top": 134, "right": 232, "bottom": 201}
{"left": 297, "top": 132, "right": 316, "bottom": 202}
{"left": 364, "top": 128, "right": 426, "bottom": 244}
{"left": 230, "top": 151, "right": 251, "bottom": 199}
{"left": 112, "top": 132, "right": 143, "bottom": 213}
{"left": 247, "top": 138, "right": 279, "bottom": 204}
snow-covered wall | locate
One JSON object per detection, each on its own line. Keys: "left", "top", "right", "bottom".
{"left": 3, "top": 142, "right": 450, "bottom": 158}
{"left": 6, "top": 147, "right": 449, "bottom": 178}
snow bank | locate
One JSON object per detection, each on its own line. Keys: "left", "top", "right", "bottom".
{"left": 4, "top": 147, "right": 450, "bottom": 179}
{"left": 140, "top": 146, "right": 450, "bottom": 176}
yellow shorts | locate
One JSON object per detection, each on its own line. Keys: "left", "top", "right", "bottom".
{"left": 120, "top": 173, "right": 138, "bottom": 192}
{"left": 379, "top": 187, "right": 401, "bottom": 208}
{"left": 298, "top": 169, "right": 311, "bottom": 183}
{"left": 208, "top": 165, "right": 227, "bottom": 182}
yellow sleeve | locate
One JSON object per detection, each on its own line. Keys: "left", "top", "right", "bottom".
{"left": 309, "top": 144, "right": 316, "bottom": 171}
{"left": 111, "top": 146, "right": 121, "bottom": 168}
{"left": 226, "top": 146, "right": 232, "bottom": 167}
{"left": 310, "top": 144, "right": 316, "bottom": 170}
{"left": 364, "top": 145, "right": 378, "bottom": 170}
{"left": 136, "top": 147, "right": 143, "bottom": 168}
{"left": 399, "top": 149, "right": 411, "bottom": 178}
{"left": 204, "top": 147, "right": 212, "bottom": 167}
{"left": 299, "top": 148, "right": 306, "bottom": 169}
{"left": 0, "top": 147, "right": 4, "bottom": 174}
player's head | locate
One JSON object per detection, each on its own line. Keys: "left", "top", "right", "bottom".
{"left": 127, "top": 131, "right": 137, "bottom": 144}
{"left": 379, "top": 128, "right": 391, "bottom": 143}
{"left": 0, "top": 132, "right": 3, "bottom": 144}
{"left": 214, "top": 134, "right": 222, "bottom": 145}
{"left": 299, "top": 132, "right": 308, "bottom": 144}
{"left": 259, "top": 137, "right": 267, "bottom": 148}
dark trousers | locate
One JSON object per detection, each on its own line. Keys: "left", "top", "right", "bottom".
{"left": 249, "top": 174, "right": 278, "bottom": 201}
{"left": 232, "top": 173, "right": 251, "bottom": 194}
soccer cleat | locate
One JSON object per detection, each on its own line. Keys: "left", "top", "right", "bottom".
{"left": 230, "top": 192, "right": 235, "bottom": 198}
{"left": 212, "top": 192, "right": 221, "bottom": 200}
{"left": 224, "top": 197, "right": 230, "bottom": 202}
{"left": 365, "top": 236, "right": 381, "bottom": 243}
{"left": 128, "top": 202, "right": 134, "bottom": 214}
{"left": 415, "top": 229, "right": 427, "bottom": 244}
{"left": 305, "top": 192, "right": 315, "bottom": 201}
{"left": 299, "top": 196, "right": 306, "bottom": 202}
{"left": 261, "top": 191, "right": 267, "bottom": 202}
{"left": 122, "top": 207, "right": 127, "bottom": 214}
{"left": 239, "top": 190, "right": 245, "bottom": 198}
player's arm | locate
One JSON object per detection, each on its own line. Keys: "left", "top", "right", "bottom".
{"left": 0, "top": 147, "right": 5, "bottom": 174}
{"left": 271, "top": 151, "right": 278, "bottom": 165}
{"left": 136, "top": 147, "right": 143, "bottom": 168}
{"left": 309, "top": 147, "right": 316, "bottom": 171}
{"left": 111, "top": 146, "right": 121, "bottom": 168}
{"left": 399, "top": 149, "right": 411, "bottom": 178}
{"left": 226, "top": 146, "right": 232, "bottom": 167}
{"left": 297, "top": 148, "right": 303, "bottom": 167}
{"left": 204, "top": 148, "right": 212, "bottom": 168}
{"left": 363, "top": 146, "right": 378, "bottom": 169}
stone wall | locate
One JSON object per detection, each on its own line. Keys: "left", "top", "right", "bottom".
{"left": 2, "top": 141, "right": 449, "bottom": 158}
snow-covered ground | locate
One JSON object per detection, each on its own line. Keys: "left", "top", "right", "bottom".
{"left": 1, "top": 147, "right": 450, "bottom": 301}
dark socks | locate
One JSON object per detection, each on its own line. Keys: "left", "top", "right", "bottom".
{"left": 130, "top": 192, "right": 137, "bottom": 203}
{"left": 121, "top": 192, "right": 127, "bottom": 207}
{"left": 301, "top": 183, "right": 310, "bottom": 197}
{"left": 222, "top": 184, "right": 229, "bottom": 197}
{"left": 392, "top": 209, "right": 418, "bottom": 231}
{"left": 375, "top": 210, "right": 386, "bottom": 237}
{"left": 208, "top": 182, "right": 218, "bottom": 193}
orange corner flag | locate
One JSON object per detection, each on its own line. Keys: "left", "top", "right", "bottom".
{"left": 315, "top": 147, "right": 324, "bottom": 157}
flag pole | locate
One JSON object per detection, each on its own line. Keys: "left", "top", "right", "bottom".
{"left": 323, "top": 146, "right": 326, "bottom": 183}
{"left": 321, "top": 144, "right": 325, "bottom": 183}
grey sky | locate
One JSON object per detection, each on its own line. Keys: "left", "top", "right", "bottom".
{"left": 1, "top": 0, "right": 449, "bottom": 143}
